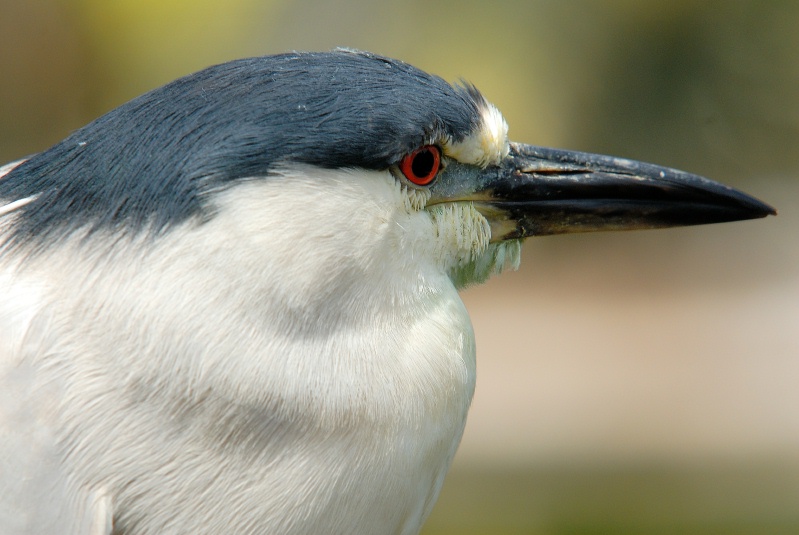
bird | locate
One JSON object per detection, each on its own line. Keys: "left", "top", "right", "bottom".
{"left": 0, "top": 49, "right": 775, "bottom": 535}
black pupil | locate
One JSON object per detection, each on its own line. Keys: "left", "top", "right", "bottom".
{"left": 411, "top": 149, "right": 435, "bottom": 178}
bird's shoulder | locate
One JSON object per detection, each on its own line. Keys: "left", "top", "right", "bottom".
{"left": 0, "top": 291, "right": 113, "bottom": 535}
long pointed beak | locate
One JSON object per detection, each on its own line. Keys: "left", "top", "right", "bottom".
{"left": 430, "top": 142, "right": 776, "bottom": 241}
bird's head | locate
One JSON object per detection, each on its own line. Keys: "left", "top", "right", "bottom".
{"left": 0, "top": 49, "right": 774, "bottom": 298}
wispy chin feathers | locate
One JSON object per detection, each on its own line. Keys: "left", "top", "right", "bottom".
{"left": 427, "top": 202, "right": 521, "bottom": 288}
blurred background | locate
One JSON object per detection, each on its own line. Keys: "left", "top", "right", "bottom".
{"left": 1, "top": 0, "right": 796, "bottom": 533}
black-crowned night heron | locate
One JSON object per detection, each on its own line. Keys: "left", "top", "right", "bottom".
{"left": 0, "top": 50, "right": 774, "bottom": 535}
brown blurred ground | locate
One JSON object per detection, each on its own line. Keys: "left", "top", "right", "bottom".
{"left": 1, "top": 1, "right": 797, "bottom": 532}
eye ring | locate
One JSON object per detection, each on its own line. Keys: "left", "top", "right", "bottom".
{"left": 399, "top": 145, "right": 441, "bottom": 186}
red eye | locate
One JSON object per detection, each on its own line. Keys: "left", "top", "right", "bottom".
{"left": 399, "top": 145, "right": 441, "bottom": 186}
